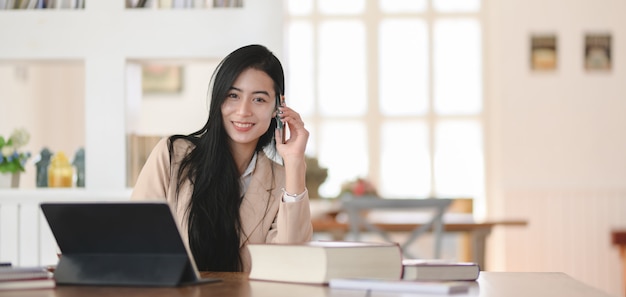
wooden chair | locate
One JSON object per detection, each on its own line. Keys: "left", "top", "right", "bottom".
{"left": 340, "top": 193, "right": 452, "bottom": 259}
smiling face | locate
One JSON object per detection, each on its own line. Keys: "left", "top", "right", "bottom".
{"left": 221, "top": 67, "right": 277, "bottom": 152}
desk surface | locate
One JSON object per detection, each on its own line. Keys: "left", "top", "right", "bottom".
{"left": 13, "top": 272, "right": 611, "bottom": 297}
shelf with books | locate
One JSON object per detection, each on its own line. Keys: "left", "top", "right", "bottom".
{"left": 127, "top": 0, "right": 243, "bottom": 9}
{"left": 0, "top": 0, "right": 85, "bottom": 10}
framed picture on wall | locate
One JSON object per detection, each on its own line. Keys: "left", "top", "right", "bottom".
{"left": 584, "top": 33, "right": 611, "bottom": 71}
{"left": 530, "top": 34, "right": 557, "bottom": 71}
{"left": 142, "top": 65, "right": 183, "bottom": 94}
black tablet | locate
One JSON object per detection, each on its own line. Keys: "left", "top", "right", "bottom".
{"left": 41, "top": 201, "right": 220, "bottom": 287}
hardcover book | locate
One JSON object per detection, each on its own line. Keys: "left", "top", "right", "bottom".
{"left": 248, "top": 241, "right": 403, "bottom": 284}
{"left": 402, "top": 259, "right": 480, "bottom": 281}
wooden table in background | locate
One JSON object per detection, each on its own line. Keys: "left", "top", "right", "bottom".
{"left": 612, "top": 230, "right": 626, "bottom": 297}
{"left": 312, "top": 217, "right": 527, "bottom": 270}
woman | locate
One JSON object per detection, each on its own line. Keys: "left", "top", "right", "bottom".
{"left": 131, "top": 44, "right": 313, "bottom": 272}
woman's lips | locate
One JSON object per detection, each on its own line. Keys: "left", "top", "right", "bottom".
{"left": 232, "top": 121, "right": 254, "bottom": 131}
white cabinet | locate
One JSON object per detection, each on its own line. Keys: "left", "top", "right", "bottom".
{"left": 0, "top": 0, "right": 283, "bottom": 192}
{"left": 0, "top": 0, "right": 283, "bottom": 266}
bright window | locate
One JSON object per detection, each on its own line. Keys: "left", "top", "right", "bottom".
{"left": 318, "top": 21, "right": 367, "bottom": 117}
{"left": 379, "top": 0, "right": 426, "bottom": 13}
{"left": 379, "top": 19, "right": 428, "bottom": 116}
{"left": 433, "top": 19, "right": 482, "bottom": 115}
{"left": 285, "top": 0, "right": 484, "bottom": 217}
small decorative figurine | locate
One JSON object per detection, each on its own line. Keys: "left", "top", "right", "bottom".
{"left": 35, "top": 148, "right": 53, "bottom": 187}
{"left": 48, "top": 151, "right": 73, "bottom": 188}
{"left": 72, "top": 147, "right": 85, "bottom": 188}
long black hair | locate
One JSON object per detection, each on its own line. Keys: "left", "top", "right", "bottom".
{"left": 168, "top": 44, "right": 285, "bottom": 271}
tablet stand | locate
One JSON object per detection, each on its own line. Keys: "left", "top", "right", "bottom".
{"left": 54, "top": 253, "right": 200, "bottom": 286}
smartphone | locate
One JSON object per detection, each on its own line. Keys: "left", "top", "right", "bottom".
{"left": 275, "top": 94, "right": 286, "bottom": 144}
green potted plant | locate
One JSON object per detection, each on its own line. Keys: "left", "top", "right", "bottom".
{"left": 0, "top": 128, "right": 31, "bottom": 188}
{"left": 305, "top": 155, "right": 328, "bottom": 199}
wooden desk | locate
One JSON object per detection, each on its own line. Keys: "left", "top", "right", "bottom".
{"left": 312, "top": 217, "right": 528, "bottom": 270}
{"left": 612, "top": 230, "right": 626, "bottom": 297}
{"left": 13, "top": 272, "right": 612, "bottom": 297}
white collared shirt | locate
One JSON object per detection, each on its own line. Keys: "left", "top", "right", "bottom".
{"left": 240, "top": 152, "right": 306, "bottom": 202}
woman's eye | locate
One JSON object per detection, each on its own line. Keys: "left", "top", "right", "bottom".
{"left": 227, "top": 93, "right": 238, "bottom": 99}
{"left": 253, "top": 97, "right": 267, "bottom": 103}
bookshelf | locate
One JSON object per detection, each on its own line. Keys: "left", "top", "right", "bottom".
{"left": 0, "top": 0, "right": 283, "bottom": 193}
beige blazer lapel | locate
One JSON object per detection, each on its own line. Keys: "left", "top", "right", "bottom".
{"left": 239, "top": 153, "right": 284, "bottom": 246}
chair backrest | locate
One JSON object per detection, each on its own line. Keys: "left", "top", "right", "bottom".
{"left": 340, "top": 193, "right": 452, "bottom": 259}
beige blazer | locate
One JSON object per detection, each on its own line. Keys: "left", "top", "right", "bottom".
{"left": 131, "top": 137, "right": 313, "bottom": 271}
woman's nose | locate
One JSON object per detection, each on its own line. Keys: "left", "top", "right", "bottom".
{"left": 236, "top": 99, "right": 252, "bottom": 115}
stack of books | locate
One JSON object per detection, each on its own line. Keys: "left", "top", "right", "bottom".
{"left": 248, "top": 241, "right": 480, "bottom": 294}
{"left": 329, "top": 259, "right": 479, "bottom": 294}
{"left": 401, "top": 259, "right": 480, "bottom": 281}
{"left": 0, "top": 266, "right": 55, "bottom": 291}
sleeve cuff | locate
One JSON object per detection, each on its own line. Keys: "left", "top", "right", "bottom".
{"left": 282, "top": 188, "right": 308, "bottom": 203}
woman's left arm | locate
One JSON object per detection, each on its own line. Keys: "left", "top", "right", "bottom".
{"left": 271, "top": 102, "right": 313, "bottom": 242}
{"left": 275, "top": 103, "right": 309, "bottom": 196}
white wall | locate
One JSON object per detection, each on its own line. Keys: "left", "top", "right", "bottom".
{"left": 132, "top": 61, "right": 217, "bottom": 136}
{"left": 485, "top": 0, "right": 626, "bottom": 295}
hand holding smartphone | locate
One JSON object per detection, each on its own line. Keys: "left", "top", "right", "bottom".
{"left": 275, "top": 94, "right": 286, "bottom": 144}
